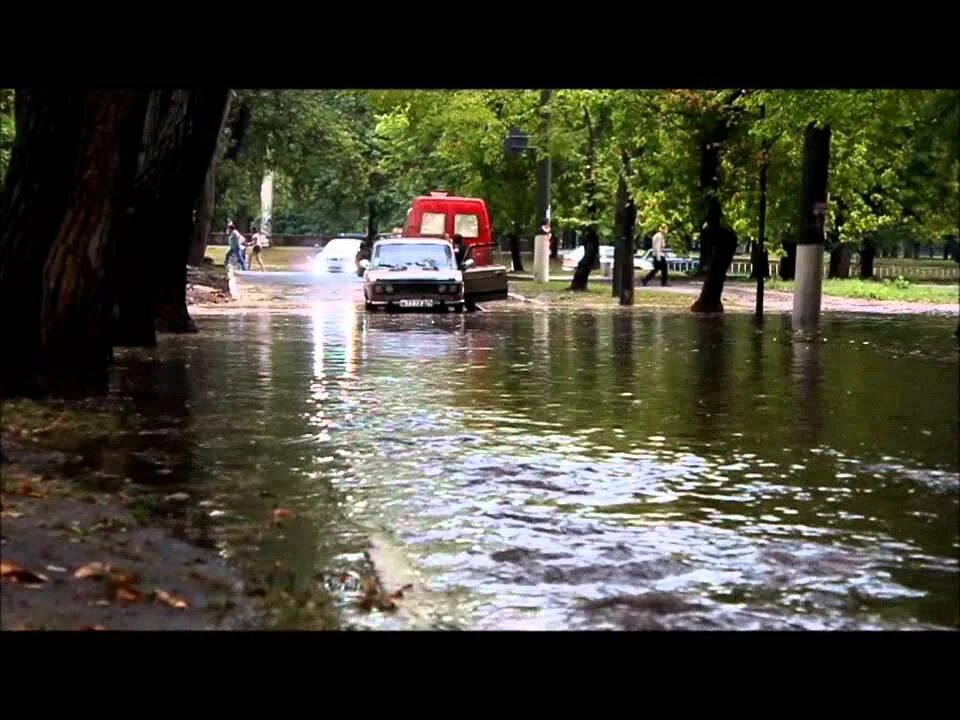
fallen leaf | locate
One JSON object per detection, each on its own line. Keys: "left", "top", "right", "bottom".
{"left": 115, "top": 586, "right": 142, "bottom": 603}
{"left": 108, "top": 571, "right": 139, "bottom": 588}
{"left": 379, "top": 597, "right": 398, "bottom": 612}
{"left": 1, "top": 560, "right": 48, "bottom": 585}
{"left": 154, "top": 589, "right": 189, "bottom": 609}
{"left": 76, "top": 624, "right": 107, "bottom": 631}
{"left": 272, "top": 508, "right": 294, "bottom": 520}
{"left": 16, "top": 481, "right": 47, "bottom": 499}
{"left": 74, "top": 561, "right": 110, "bottom": 579}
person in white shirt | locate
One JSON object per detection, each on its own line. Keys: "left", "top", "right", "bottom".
{"left": 642, "top": 226, "right": 669, "bottom": 286}
{"left": 246, "top": 225, "right": 266, "bottom": 271}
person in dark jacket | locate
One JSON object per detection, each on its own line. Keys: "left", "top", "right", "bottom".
{"left": 452, "top": 234, "right": 467, "bottom": 268}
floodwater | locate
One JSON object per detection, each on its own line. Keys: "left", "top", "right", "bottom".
{"left": 96, "top": 290, "right": 960, "bottom": 630}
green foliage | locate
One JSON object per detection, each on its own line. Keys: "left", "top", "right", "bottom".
{"left": 0, "top": 89, "right": 15, "bottom": 191}
{"left": 212, "top": 89, "right": 959, "bottom": 258}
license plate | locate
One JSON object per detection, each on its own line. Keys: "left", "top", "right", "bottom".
{"left": 398, "top": 299, "right": 434, "bottom": 308}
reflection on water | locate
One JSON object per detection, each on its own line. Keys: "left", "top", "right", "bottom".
{"left": 100, "top": 306, "right": 959, "bottom": 629}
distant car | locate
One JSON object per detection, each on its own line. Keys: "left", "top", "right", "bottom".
{"left": 633, "top": 248, "right": 697, "bottom": 273}
{"left": 561, "top": 245, "right": 615, "bottom": 271}
{"left": 361, "top": 237, "right": 468, "bottom": 312}
{"left": 313, "top": 237, "right": 362, "bottom": 274}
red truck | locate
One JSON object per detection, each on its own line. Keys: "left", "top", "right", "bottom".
{"left": 403, "top": 191, "right": 507, "bottom": 305}
{"left": 404, "top": 192, "right": 495, "bottom": 267}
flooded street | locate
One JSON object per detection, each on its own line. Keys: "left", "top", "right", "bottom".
{"left": 87, "top": 275, "right": 960, "bottom": 629}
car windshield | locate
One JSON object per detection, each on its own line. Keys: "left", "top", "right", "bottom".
{"left": 372, "top": 243, "right": 454, "bottom": 270}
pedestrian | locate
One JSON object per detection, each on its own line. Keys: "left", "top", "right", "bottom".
{"left": 224, "top": 220, "right": 247, "bottom": 271}
{"left": 642, "top": 225, "right": 669, "bottom": 286}
{"left": 247, "top": 225, "right": 266, "bottom": 271}
{"left": 452, "top": 234, "right": 467, "bottom": 268}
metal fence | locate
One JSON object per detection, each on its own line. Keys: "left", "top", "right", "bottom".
{"left": 727, "top": 259, "right": 959, "bottom": 281}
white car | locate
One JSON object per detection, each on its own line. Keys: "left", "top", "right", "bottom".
{"left": 561, "top": 245, "right": 615, "bottom": 271}
{"left": 633, "top": 248, "right": 697, "bottom": 273}
{"left": 313, "top": 237, "right": 362, "bottom": 274}
{"left": 361, "top": 238, "right": 468, "bottom": 312}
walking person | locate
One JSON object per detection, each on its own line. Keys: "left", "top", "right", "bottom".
{"left": 642, "top": 225, "right": 669, "bottom": 286}
{"left": 247, "top": 225, "right": 266, "bottom": 271}
{"left": 224, "top": 220, "right": 247, "bottom": 271}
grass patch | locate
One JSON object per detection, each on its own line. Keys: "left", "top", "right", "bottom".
{"left": 510, "top": 281, "right": 692, "bottom": 308}
{"left": 765, "top": 277, "right": 958, "bottom": 303}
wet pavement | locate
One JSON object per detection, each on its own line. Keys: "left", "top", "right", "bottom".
{"left": 8, "top": 271, "right": 959, "bottom": 629}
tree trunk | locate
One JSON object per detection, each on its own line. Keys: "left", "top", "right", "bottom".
{"left": 749, "top": 135, "right": 770, "bottom": 283}
{"left": 509, "top": 227, "right": 523, "bottom": 272}
{"left": 828, "top": 244, "right": 852, "bottom": 278}
{"left": 860, "top": 237, "right": 876, "bottom": 279}
{"left": 570, "top": 106, "right": 599, "bottom": 292}
{"left": 117, "top": 89, "right": 230, "bottom": 341}
{"left": 570, "top": 230, "right": 599, "bottom": 291}
{"left": 0, "top": 90, "right": 149, "bottom": 396}
{"left": 690, "top": 225, "right": 738, "bottom": 312}
{"left": 618, "top": 198, "right": 636, "bottom": 306}
{"left": 780, "top": 240, "right": 797, "bottom": 280}
{"left": 188, "top": 159, "right": 218, "bottom": 266}
{"left": 696, "top": 130, "right": 723, "bottom": 276}
{"left": 612, "top": 166, "right": 629, "bottom": 297}
{"left": 188, "top": 93, "right": 232, "bottom": 267}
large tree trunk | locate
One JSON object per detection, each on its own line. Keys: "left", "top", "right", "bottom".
{"left": 116, "top": 90, "right": 230, "bottom": 342}
{"left": 570, "top": 107, "right": 599, "bottom": 292}
{"left": 828, "top": 244, "right": 852, "bottom": 278}
{"left": 617, "top": 198, "right": 636, "bottom": 306}
{"left": 570, "top": 229, "right": 599, "bottom": 291}
{"left": 827, "top": 198, "right": 849, "bottom": 279}
{"left": 0, "top": 91, "right": 150, "bottom": 396}
{"left": 611, "top": 172, "right": 628, "bottom": 298}
{"left": 187, "top": 94, "right": 231, "bottom": 267}
{"left": 780, "top": 240, "right": 797, "bottom": 280}
{"left": 860, "top": 237, "right": 876, "bottom": 279}
{"left": 695, "top": 113, "right": 732, "bottom": 277}
{"left": 690, "top": 96, "right": 740, "bottom": 303}
{"left": 690, "top": 223, "right": 738, "bottom": 312}
{"left": 188, "top": 152, "right": 220, "bottom": 266}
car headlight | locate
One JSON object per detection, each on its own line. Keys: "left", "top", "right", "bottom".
{"left": 373, "top": 285, "right": 383, "bottom": 294}
{"left": 449, "top": 284, "right": 461, "bottom": 294}
{"left": 438, "top": 285, "right": 447, "bottom": 293}
{"left": 385, "top": 285, "right": 394, "bottom": 294}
